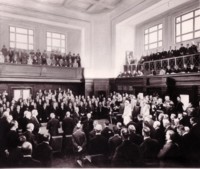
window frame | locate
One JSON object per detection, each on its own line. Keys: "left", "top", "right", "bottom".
{"left": 46, "top": 31, "right": 66, "bottom": 53}
{"left": 9, "top": 26, "right": 34, "bottom": 50}
{"left": 144, "top": 23, "right": 163, "bottom": 51}
{"left": 175, "top": 8, "right": 200, "bottom": 43}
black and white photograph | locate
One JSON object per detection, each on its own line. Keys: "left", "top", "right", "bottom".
{"left": 0, "top": 0, "right": 200, "bottom": 168}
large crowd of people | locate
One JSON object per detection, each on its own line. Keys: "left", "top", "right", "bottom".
{"left": 139, "top": 42, "right": 199, "bottom": 63}
{"left": 0, "top": 88, "right": 200, "bottom": 167}
{"left": 0, "top": 45, "right": 81, "bottom": 67}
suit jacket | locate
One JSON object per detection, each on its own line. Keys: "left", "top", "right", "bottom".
{"left": 47, "top": 118, "right": 60, "bottom": 136}
{"left": 62, "top": 117, "right": 74, "bottom": 135}
{"left": 129, "top": 132, "right": 143, "bottom": 145}
{"left": 88, "top": 134, "right": 108, "bottom": 155}
{"left": 140, "top": 138, "right": 160, "bottom": 161}
{"left": 101, "top": 126, "right": 114, "bottom": 141}
{"left": 112, "top": 140, "right": 141, "bottom": 167}
{"left": 72, "top": 129, "right": 87, "bottom": 152}
{"left": 6, "top": 130, "right": 19, "bottom": 150}
{"left": 88, "top": 129, "right": 96, "bottom": 141}
{"left": 188, "top": 123, "right": 200, "bottom": 161}
{"left": 22, "top": 131, "right": 37, "bottom": 149}
{"left": 83, "top": 118, "right": 94, "bottom": 135}
{"left": 151, "top": 128, "right": 165, "bottom": 148}
{"left": 108, "top": 134, "right": 122, "bottom": 157}
{"left": 19, "top": 156, "right": 41, "bottom": 168}
{"left": 34, "top": 142, "right": 53, "bottom": 167}
{"left": 158, "top": 141, "right": 180, "bottom": 161}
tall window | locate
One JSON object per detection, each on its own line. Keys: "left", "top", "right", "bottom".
{"left": 10, "top": 26, "right": 34, "bottom": 50}
{"left": 144, "top": 24, "right": 163, "bottom": 50}
{"left": 47, "top": 32, "right": 66, "bottom": 53}
{"left": 176, "top": 8, "right": 200, "bottom": 43}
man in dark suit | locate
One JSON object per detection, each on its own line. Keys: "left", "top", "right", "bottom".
{"left": 101, "top": 120, "right": 114, "bottom": 141}
{"left": 140, "top": 127, "right": 160, "bottom": 163}
{"left": 128, "top": 124, "right": 143, "bottom": 145}
{"left": 188, "top": 117, "right": 200, "bottom": 164}
{"left": 152, "top": 121, "right": 165, "bottom": 148}
{"left": 72, "top": 123, "right": 87, "bottom": 165}
{"left": 88, "top": 124, "right": 108, "bottom": 155}
{"left": 19, "top": 141, "right": 41, "bottom": 168}
{"left": 21, "top": 111, "right": 32, "bottom": 132}
{"left": 158, "top": 130, "right": 180, "bottom": 166}
{"left": 112, "top": 128, "right": 142, "bottom": 167}
{"left": 82, "top": 113, "right": 94, "bottom": 140}
{"left": 22, "top": 123, "right": 37, "bottom": 150}
{"left": 47, "top": 113, "right": 60, "bottom": 136}
{"left": 108, "top": 126, "right": 122, "bottom": 159}
{"left": 33, "top": 133, "right": 53, "bottom": 167}
{"left": 176, "top": 125, "right": 191, "bottom": 164}
{"left": 179, "top": 43, "right": 187, "bottom": 55}
{"left": 62, "top": 111, "right": 75, "bottom": 135}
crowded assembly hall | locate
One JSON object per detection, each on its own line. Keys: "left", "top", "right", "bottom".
{"left": 0, "top": 0, "right": 200, "bottom": 168}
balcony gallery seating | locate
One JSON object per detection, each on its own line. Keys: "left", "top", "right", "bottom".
{"left": 118, "top": 43, "right": 199, "bottom": 77}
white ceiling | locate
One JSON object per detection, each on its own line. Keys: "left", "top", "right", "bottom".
{"left": 33, "top": 0, "right": 123, "bottom": 14}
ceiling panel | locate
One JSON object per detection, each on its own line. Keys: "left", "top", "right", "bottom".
{"left": 33, "top": 0, "right": 123, "bottom": 14}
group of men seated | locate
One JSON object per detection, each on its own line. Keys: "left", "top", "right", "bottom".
{"left": 0, "top": 89, "right": 200, "bottom": 167}
{"left": 118, "top": 63, "right": 199, "bottom": 78}
{"left": 153, "top": 63, "right": 199, "bottom": 76}
{"left": 139, "top": 42, "right": 199, "bottom": 63}
{"left": 0, "top": 45, "right": 81, "bottom": 67}
{"left": 118, "top": 69, "right": 144, "bottom": 78}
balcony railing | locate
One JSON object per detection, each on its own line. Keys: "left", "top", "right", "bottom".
{"left": 123, "top": 53, "right": 200, "bottom": 75}
{"left": 143, "top": 53, "right": 200, "bottom": 75}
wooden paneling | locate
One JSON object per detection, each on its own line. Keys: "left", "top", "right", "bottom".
{"left": 0, "top": 63, "right": 84, "bottom": 82}
{"left": 0, "top": 82, "right": 84, "bottom": 100}
{"left": 112, "top": 73, "right": 200, "bottom": 102}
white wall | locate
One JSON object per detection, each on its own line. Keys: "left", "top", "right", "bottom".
{"left": 135, "top": 1, "right": 200, "bottom": 57}
{"left": 85, "top": 14, "right": 112, "bottom": 78}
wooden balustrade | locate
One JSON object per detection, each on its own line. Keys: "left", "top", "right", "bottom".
{"left": 0, "top": 63, "right": 84, "bottom": 82}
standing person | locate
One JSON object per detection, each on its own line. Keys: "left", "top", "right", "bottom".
{"left": 47, "top": 113, "right": 60, "bottom": 136}
{"left": 19, "top": 141, "right": 41, "bottom": 168}
{"left": 174, "top": 96, "right": 184, "bottom": 115}
{"left": 88, "top": 124, "right": 108, "bottom": 155}
{"left": 140, "top": 127, "right": 160, "bottom": 164}
{"left": 62, "top": 111, "right": 75, "bottom": 136}
{"left": 122, "top": 100, "right": 132, "bottom": 126}
{"left": 34, "top": 133, "right": 53, "bottom": 167}
{"left": 108, "top": 126, "right": 122, "bottom": 159}
{"left": 22, "top": 123, "right": 37, "bottom": 150}
{"left": 112, "top": 128, "right": 141, "bottom": 167}
{"left": 82, "top": 113, "right": 94, "bottom": 140}
{"left": 158, "top": 130, "right": 180, "bottom": 166}
{"left": 101, "top": 120, "right": 114, "bottom": 141}
{"left": 72, "top": 123, "right": 87, "bottom": 166}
